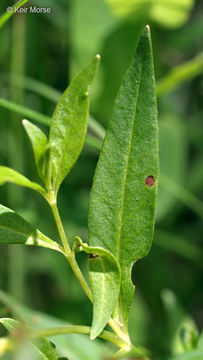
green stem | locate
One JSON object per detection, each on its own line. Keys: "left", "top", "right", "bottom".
{"left": 49, "top": 200, "right": 130, "bottom": 342}
{"left": 31, "top": 325, "right": 127, "bottom": 349}
{"left": 50, "top": 202, "right": 71, "bottom": 255}
{"left": 50, "top": 201, "right": 93, "bottom": 302}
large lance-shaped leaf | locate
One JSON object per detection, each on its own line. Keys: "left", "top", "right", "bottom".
{"left": 88, "top": 26, "right": 159, "bottom": 332}
{"left": 0, "top": 166, "right": 46, "bottom": 196}
{"left": 47, "top": 55, "right": 100, "bottom": 195}
{"left": 0, "top": 204, "right": 65, "bottom": 255}
{"left": 74, "top": 237, "right": 120, "bottom": 340}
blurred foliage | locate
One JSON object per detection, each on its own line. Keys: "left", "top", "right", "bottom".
{"left": 0, "top": 0, "right": 202, "bottom": 359}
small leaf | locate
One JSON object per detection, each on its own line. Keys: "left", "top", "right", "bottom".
{"left": 22, "top": 119, "right": 49, "bottom": 185}
{"left": 0, "top": 166, "right": 46, "bottom": 197}
{"left": 88, "top": 26, "right": 159, "bottom": 332}
{"left": 48, "top": 55, "right": 100, "bottom": 194}
{"left": 74, "top": 237, "right": 120, "bottom": 339}
{"left": 0, "top": 318, "right": 58, "bottom": 360}
{"left": 0, "top": 291, "right": 107, "bottom": 360}
{"left": 0, "top": 204, "right": 64, "bottom": 255}
{"left": 0, "top": 317, "right": 19, "bottom": 332}
{"left": 34, "top": 338, "right": 58, "bottom": 360}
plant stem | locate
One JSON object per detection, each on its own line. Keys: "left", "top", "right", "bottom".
{"left": 50, "top": 202, "right": 71, "bottom": 254}
{"left": 49, "top": 200, "right": 130, "bottom": 342}
{"left": 31, "top": 325, "right": 127, "bottom": 349}
{"left": 50, "top": 202, "right": 93, "bottom": 301}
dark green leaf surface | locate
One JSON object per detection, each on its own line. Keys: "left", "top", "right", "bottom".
{"left": 0, "top": 166, "right": 46, "bottom": 196}
{"left": 74, "top": 237, "right": 120, "bottom": 339}
{"left": 88, "top": 27, "right": 159, "bottom": 331}
{"left": 0, "top": 204, "right": 64, "bottom": 255}
{"left": 22, "top": 119, "right": 49, "bottom": 185}
{"left": 48, "top": 55, "right": 100, "bottom": 195}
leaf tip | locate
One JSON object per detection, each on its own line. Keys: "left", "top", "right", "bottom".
{"left": 90, "top": 328, "right": 98, "bottom": 341}
{"left": 95, "top": 54, "right": 101, "bottom": 61}
{"left": 22, "top": 119, "right": 32, "bottom": 132}
{"left": 22, "top": 119, "right": 28, "bottom": 126}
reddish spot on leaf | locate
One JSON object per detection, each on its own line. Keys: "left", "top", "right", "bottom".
{"left": 89, "top": 253, "right": 98, "bottom": 259}
{"left": 145, "top": 175, "right": 155, "bottom": 186}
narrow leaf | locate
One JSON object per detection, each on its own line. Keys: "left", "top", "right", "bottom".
{"left": 0, "top": 166, "right": 46, "bottom": 197}
{"left": 88, "top": 26, "right": 159, "bottom": 331}
{"left": 0, "top": 204, "right": 65, "bottom": 255}
{"left": 22, "top": 119, "right": 49, "bottom": 185}
{"left": 48, "top": 55, "right": 100, "bottom": 194}
{"left": 74, "top": 237, "right": 120, "bottom": 339}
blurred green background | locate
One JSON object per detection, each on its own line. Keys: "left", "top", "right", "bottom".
{"left": 0, "top": 0, "right": 202, "bottom": 359}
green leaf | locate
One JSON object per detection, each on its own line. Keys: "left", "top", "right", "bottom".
{"left": 88, "top": 27, "right": 159, "bottom": 332}
{"left": 0, "top": 204, "right": 64, "bottom": 255}
{"left": 0, "top": 291, "right": 109, "bottom": 360}
{"left": 34, "top": 338, "right": 58, "bottom": 360}
{"left": 0, "top": 166, "right": 46, "bottom": 197}
{"left": 47, "top": 55, "right": 100, "bottom": 195}
{"left": 0, "top": 317, "right": 18, "bottom": 332}
{"left": 74, "top": 237, "right": 120, "bottom": 340}
{"left": 0, "top": 318, "right": 58, "bottom": 360}
{"left": 22, "top": 119, "right": 49, "bottom": 185}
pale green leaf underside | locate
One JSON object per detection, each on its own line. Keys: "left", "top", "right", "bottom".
{"left": 0, "top": 204, "right": 64, "bottom": 255}
{"left": 88, "top": 27, "right": 159, "bottom": 330}
{"left": 0, "top": 166, "right": 46, "bottom": 197}
{"left": 74, "top": 237, "right": 120, "bottom": 339}
{"left": 22, "top": 119, "right": 49, "bottom": 185}
{"left": 48, "top": 55, "right": 100, "bottom": 194}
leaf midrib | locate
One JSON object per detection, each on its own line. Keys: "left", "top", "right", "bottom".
{"left": 0, "top": 223, "right": 32, "bottom": 237}
{"left": 116, "top": 63, "right": 143, "bottom": 266}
